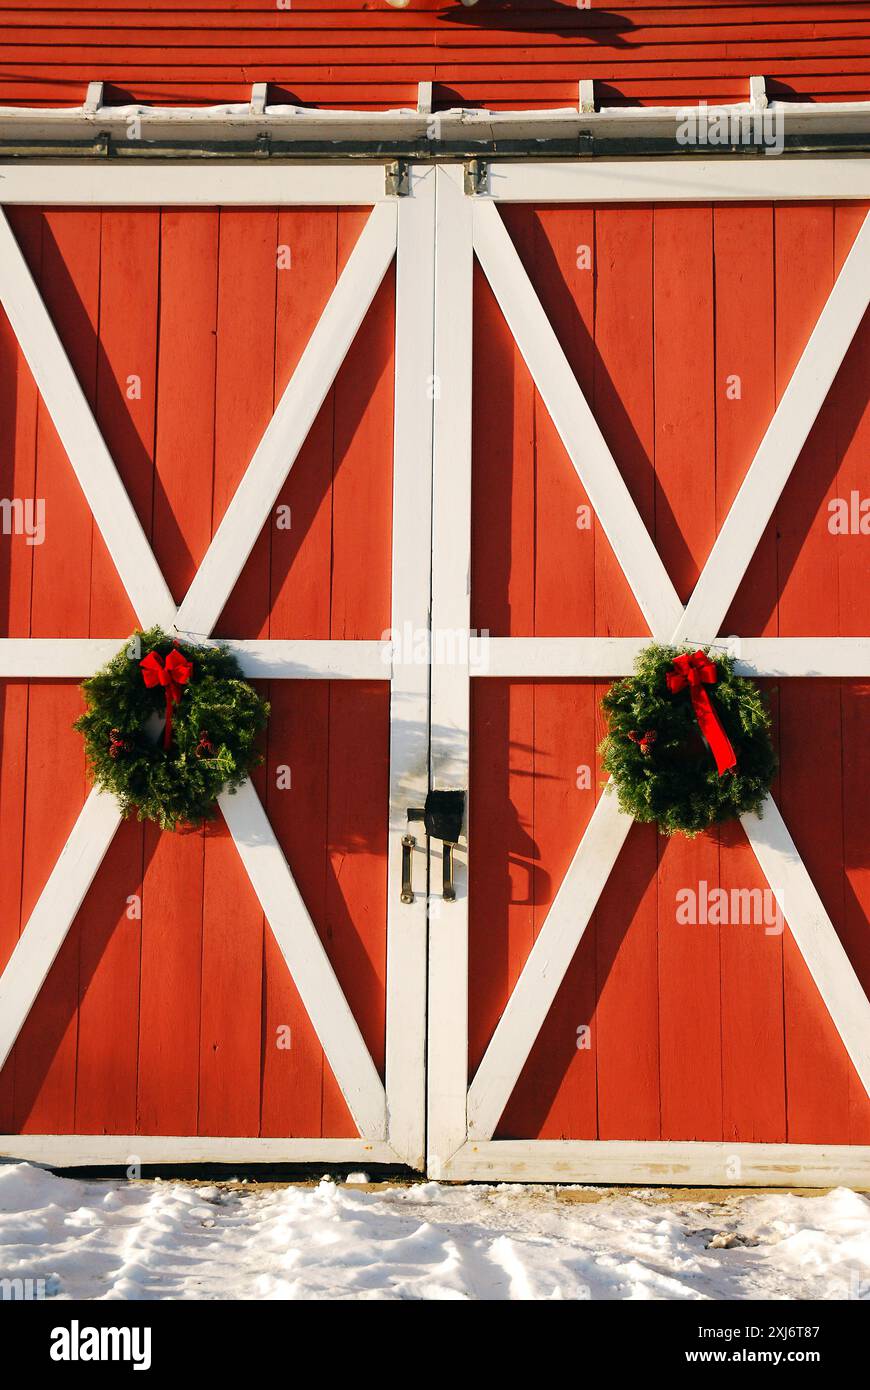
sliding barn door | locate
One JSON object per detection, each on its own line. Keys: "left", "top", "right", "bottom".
{"left": 427, "top": 163, "right": 870, "bottom": 1185}
{"left": 0, "top": 165, "right": 434, "bottom": 1169}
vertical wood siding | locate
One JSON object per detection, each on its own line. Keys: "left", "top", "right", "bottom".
{"left": 468, "top": 201, "right": 870, "bottom": 1145}
{"left": 0, "top": 206, "right": 393, "bottom": 1139}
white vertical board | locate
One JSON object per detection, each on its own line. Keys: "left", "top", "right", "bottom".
{"left": 385, "top": 166, "right": 437, "bottom": 1168}
{"left": 427, "top": 166, "right": 474, "bottom": 1173}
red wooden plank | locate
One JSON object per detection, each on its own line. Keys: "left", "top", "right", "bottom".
{"left": 0, "top": 211, "right": 40, "bottom": 1131}
{"left": 529, "top": 206, "right": 596, "bottom": 641}
{"left": 12, "top": 54, "right": 870, "bottom": 80}
{"left": 11, "top": 20, "right": 870, "bottom": 47}
{"left": 498, "top": 681, "right": 599, "bottom": 1141}
{"left": 710, "top": 203, "right": 785, "bottom": 1142}
{"left": 780, "top": 683, "right": 851, "bottom": 1142}
{"left": 11, "top": 211, "right": 99, "bottom": 1133}
{"left": 469, "top": 238, "right": 536, "bottom": 1103}
{"left": 832, "top": 207, "right": 870, "bottom": 643}
{"left": 198, "top": 210, "right": 277, "bottom": 1138}
{"left": 592, "top": 205, "right": 660, "bottom": 1141}
{"left": 261, "top": 684, "right": 328, "bottom": 1138}
{"left": 716, "top": 206, "right": 778, "bottom": 640}
{"left": 74, "top": 210, "right": 159, "bottom": 1135}
{"left": 772, "top": 203, "right": 850, "bottom": 1143}
{"left": 832, "top": 205, "right": 870, "bottom": 1143}
{"left": 4, "top": 0, "right": 870, "bottom": 18}
{"left": 468, "top": 680, "right": 536, "bottom": 1087}
{"left": 320, "top": 208, "right": 393, "bottom": 1136}
{"left": 322, "top": 682, "right": 390, "bottom": 1137}
{"left": 137, "top": 209, "right": 217, "bottom": 1135}
{"left": 652, "top": 205, "right": 722, "bottom": 1141}
{"left": 506, "top": 208, "right": 599, "bottom": 1139}
{"left": 260, "top": 208, "right": 337, "bottom": 1139}
{"left": 841, "top": 679, "right": 870, "bottom": 1144}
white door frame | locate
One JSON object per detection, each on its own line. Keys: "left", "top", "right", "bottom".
{"left": 427, "top": 160, "right": 870, "bottom": 1187}
{"left": 1, "top": 157, "right": 868, "bottom": 1183}
{"left": 0, "top": 162, "right": 434, "bottom": 1170}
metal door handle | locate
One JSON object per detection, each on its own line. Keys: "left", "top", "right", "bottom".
{"left": 400, "top": 833, "right": 416, "bottom": 904}
{"left": 442, "top": 842, "right": 456, "bottom": 902}
{"left": 401, "top": 792, "right": 466, "bottom": 905}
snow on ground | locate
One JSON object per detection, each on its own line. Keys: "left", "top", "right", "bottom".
{"left": 0, "top": 1162, "right": 868, "bottom": 1300}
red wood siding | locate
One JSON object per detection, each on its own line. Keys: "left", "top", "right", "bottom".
{"left": 0, "top": 206, "right": 393, "bottom": 1139}
{"left": 1, "top": 1, "right": 870, "bottom": 112}
{"left": 468, "top": 202, "right": 870, "bottom": 1145}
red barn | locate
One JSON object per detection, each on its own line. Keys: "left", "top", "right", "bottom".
{"left": 0, "top": 1, "right": 868, "bottom": 1186}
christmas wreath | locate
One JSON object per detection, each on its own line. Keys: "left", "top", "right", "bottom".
{"left": 600, "top": 643, "right": 777, "bottom": 837}
{"left": 75, "top": 627, "right": 269, "bottom": 831}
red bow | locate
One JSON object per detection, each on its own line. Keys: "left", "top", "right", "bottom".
{"left": 666, "top": 650, "right": 736, "bottom": 777}
{"left": 139, "top": 647, "right": 193, "bottom": 749}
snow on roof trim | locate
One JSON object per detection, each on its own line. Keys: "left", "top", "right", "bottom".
{"left": 1, "top": 78, "right": 869, "bottom": 150}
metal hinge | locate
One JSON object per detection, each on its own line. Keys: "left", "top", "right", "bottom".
{"left": 464, "top": 158, "right": 488, "bottom": 196}
{"left": 385, "top": 158, "right": 410, "bottom": 197}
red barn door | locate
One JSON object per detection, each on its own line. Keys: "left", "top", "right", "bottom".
{"left": 427, "top": 163, "right": 870, "bottom": 1185}
{"left": 0, "top": 157, "right": 868, "bottom": 1186}
{"left": 0, "top": 164, "right": 433, "bottom": 1170}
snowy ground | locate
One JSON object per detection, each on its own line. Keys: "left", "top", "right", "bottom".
{"left": 0, "top": 1162, "right": 868, "bottom": 1300}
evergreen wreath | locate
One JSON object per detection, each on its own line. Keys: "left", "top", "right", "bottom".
{"left": 75, "top": 627, "right": 269, "bottom": 832}
{"left": 600, "top": 643, "right": 777, "bottom": 837}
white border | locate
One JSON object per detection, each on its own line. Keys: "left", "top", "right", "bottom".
{"left": 0, "top": 1134, "right": 398, "bottom": 1168}
{"left": 440, "top": 1140, "right": 870, "bottom": 1188}
{"left": 486, "top": 159, "right": 870, "bottom": 203}
{"left": 427, "top": 165, "right": 474, "bottom": 1170}
{"left": 384, "top": 165, "right": 438, "bottom": 1171}
{"left": 0, "top": 163, "right": 388, "bottom": 206}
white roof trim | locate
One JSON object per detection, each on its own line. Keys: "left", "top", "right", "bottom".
{"left": 1, "top": 80, "right": 869, "bottom": 147}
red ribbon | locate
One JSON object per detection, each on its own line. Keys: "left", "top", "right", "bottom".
{"left": 139, "top": 647, "right": 193, "bottom": 749}
{"left": 666, "top": 650, "right": 737, "bottom": 777}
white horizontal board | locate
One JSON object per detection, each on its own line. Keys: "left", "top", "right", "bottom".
{"left": 0, "top": 638, "right": 390, "bottom": 679}
{"left": 441, "top": 1140, "right": 870, "bottom": 1188}
{"left": 487, "top": 159, "right": 870, "bottom": 204}
{"left": 480, "top": 636, "right": 870, "bottom": 679}
{"left": 0, "top": 1134, "right": 399, "bottom": 1168}
{"left": 206, "top": 640, "right": 389, "bottom": 681}
{"left": 0, "top": 161, "right": 388, "bottom": 206}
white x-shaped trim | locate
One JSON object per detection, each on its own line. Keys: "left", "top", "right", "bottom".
{"left": 0, "top": 201, "right": 398, "bottom": 1140}
{"left": 457, "top": 194, "right": 870, "bottom": 1141}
